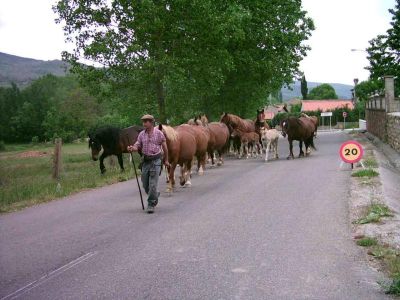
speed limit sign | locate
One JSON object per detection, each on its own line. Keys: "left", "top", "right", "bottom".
{"left": 343, "top": 111, "right": 348, "bottom": 118}
{"left": 340, "top": 140, "right": 363, "bottom": 164}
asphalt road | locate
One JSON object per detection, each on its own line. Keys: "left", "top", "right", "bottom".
{"left": 0, "top": 132, "right": 387, "bottom": 299}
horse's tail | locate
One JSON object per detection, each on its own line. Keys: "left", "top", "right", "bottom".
{"left": 309, "top": 137, "right": 316, "bottom": 150}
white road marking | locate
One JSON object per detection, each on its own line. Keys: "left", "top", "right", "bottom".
{"left": 1, "top": 251, "right": 97, "bottom": 300}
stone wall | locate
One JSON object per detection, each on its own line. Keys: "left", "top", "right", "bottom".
{"left": 387, "top": 113, "right": 400, "bottom": 152}
{"left": 366, "top": 109, "right": 387, "bottom": 140}
{"left": 365, "top": 76, "right": 400, "bottom": 153}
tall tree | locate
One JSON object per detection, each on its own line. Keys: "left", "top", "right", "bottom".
{"left": 54, "top": 0, "right": 314, "bottom": 122}
{"left": 367, "top": 0, "right": 400, "bottom": 95}
{"left": 308, "top": 83, "right": 338, "bottom": 100}
{"left": 301, "top": 75, "right": 308, "bottom": 100}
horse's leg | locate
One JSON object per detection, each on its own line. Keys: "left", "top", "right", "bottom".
{"left": 265, "top": 140, "right": 270, "bottom": 162}
{"left": 299, "top": 140, "right": 305, "bottom": 157}
{"left": 185, "top": 160, "right": 193, "bottom": 186}
{"left": 287, "top": 138, "right": 294, "bottom": 160}
{"left": 198, "top": 154, "right": 205, "bottom": 175}
{"left": 217, "top": 150, "right": 223, "bottom": 166}
{"left": 99, "top": 152, "right": 108, "bottom": 174}
{"left": 166, "top": 163, "right": 175, "bottom": 193}
{"left": 117, "top": 154, "right": 124, "bottom": 172}
{"left": 274, "top": 139, "right": 279, "bottom": 159}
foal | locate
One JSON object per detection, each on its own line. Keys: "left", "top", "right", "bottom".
{"left": 260, "top": 127, "right": 280, "bottom": 162}
{"left": 231, "top": 129, "right": 261, "bottom": 159}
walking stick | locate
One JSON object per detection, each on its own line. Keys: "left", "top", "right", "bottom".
{"left": 130, "top": 152, "right": 144, "bottom": 210}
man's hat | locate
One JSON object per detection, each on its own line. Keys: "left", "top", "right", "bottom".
{"left": 140, "top": 114, "right": 155, "bottom": 121}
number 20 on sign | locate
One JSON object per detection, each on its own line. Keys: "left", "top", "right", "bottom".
{"left": 339, "top": 140, "right": 363, "bottom": 169}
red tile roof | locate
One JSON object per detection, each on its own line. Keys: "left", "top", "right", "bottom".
{"left": 301, "top": 100, "right": 354, "bottom": 112}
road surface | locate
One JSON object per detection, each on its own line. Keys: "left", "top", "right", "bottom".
{"left": 0, "top": 132, "right": 387, "bottom": 299}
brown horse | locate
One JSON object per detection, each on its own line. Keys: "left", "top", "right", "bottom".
{"left": 195, "top": 115, "right": 230, "bottom": 166}
{"left": 280, "top": 116, "right": 316, "bottom": 159}
{"left": 186, "top": 124, "right": 210, "bottom": 174}
{"left": 231, "top": 129, "right": 261, "bottom": 159}
{"left": 220, "top": 113, "right": 255, "bottom": 133}
{"left": 89, "top": 125, "right": 143, "bottom": 174}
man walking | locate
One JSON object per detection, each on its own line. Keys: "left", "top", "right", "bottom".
{"left": 127, "top": 115, "right": 169, "bottom": 214}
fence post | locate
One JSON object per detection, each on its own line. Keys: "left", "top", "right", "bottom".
{"left": 53, "top": 138, "right": 62, "bottom": 180}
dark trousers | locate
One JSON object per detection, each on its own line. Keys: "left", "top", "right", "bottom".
{"left": 141, "top": 158, "right": 161, "bottom": 207}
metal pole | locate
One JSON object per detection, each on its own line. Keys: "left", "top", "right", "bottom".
{"left": 130, "top": 152, "right": 144, "bottom": 210}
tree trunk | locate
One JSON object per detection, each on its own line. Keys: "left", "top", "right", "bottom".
{"left": 155, "top": 76, "right": 166, "bottom": 124}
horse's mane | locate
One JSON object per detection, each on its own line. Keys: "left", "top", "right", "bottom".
{"left": 161, "top": 125, "right": 179, "bottom": 142}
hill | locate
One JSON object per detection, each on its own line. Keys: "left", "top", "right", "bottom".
{"left": 0, "top": 52, "right": 68, "bottom": 87}
{"left": 0, "top": 52, "right": 354, "bottom": 99}
{"left": 281, "top": 81, "right": 353, "bottom": 100}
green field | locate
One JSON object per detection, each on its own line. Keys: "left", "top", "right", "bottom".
{"left": 0, "top": 142, "right": 140, "bottom": 213}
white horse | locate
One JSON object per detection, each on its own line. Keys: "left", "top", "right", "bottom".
{"left": 260, "top": 128, "right": 280, "bottom": 162}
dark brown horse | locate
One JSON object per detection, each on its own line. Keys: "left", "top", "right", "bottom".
{"left": 280, "top": 117, "right": 316, "bottom": 159}
{"left": 89, "top": 125, "right": 143, "bottom": 174}
{"left": 301, "top": 113, "right": 319, "bottom": 137}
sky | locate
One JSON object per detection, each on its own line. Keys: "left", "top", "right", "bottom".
{"left": 0, "top": 0, "right": 396, "bottom": 85}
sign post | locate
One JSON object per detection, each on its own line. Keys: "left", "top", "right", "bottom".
{"left": 339, "top": 140, "right": 363, "bottom": 169}
{"left": 342, "top": 111, "right": 348, "bottom": 130}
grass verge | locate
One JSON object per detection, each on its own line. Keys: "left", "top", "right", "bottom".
{"left": 354, "top": 203, "right": 393, "bottom": 224}
{"left": 355, "top": 237, "right": 400, "bottom": 294}
{"left": 356, "top": 237, "right": 378, "bottom": 247}
{"left": 0, "top": 143, "right": 140, "bottom": 213}
{"left": 363, "top": 157, "right": 378, "bottom": 168}
{"left": 352, "top": 168, "right": 379, "bottom": 178}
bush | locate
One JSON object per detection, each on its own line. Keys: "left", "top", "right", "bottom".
{"left": 0, "top": 140, "right": 5, "bottom": 151}
{"left": 356, "top": 237, "right": 378, "bottom": 247}
{"left": 31, "top": 136, "right": 39, "bottom": 144}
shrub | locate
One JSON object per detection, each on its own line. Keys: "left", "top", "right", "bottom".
{"left": 31, "top": 136, "right": 39, "bottom": 144}
{"left": 352, "top": 169, "right": 379, "bottom": 178}
{"left": 356, "top": 237, "right": 378, "bottom": 247}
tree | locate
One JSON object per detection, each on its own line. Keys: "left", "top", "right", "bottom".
{"left": 301, "top": 75, "right": 308, "bottom": 99}
{"left": 54, "top": 0, "right": 314, "bottom": 122}
{"left": 367, "top": 0, "right": 400, "bottom": 95}
{"left": 354, "top": 79, "right": 382, "bottom": 102}
{"left": 308, "top": 83, "right": 338, "bottom": 100}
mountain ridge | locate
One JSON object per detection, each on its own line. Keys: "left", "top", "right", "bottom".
{"left": 0, "top": 52, "right": 353, "bottom": 99}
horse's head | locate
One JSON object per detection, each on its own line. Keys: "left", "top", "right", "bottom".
{"left": 88, "top": 135, "right": 102, "bottom": 161}
{"left": 280, "top": 119, "right": 288, "bottom": 138}
{"left": 220, "top": 112, "right": 229, "bottom": 124}
{"left": 256, "top": 109, "right": 265, "bottom": 123}
{"left": 200, "top": 114, "right": 209, "bottom": 126}
{"left": 259, "top": 127, "right": 267, "bottom": 141}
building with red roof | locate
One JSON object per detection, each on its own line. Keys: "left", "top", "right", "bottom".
{"left": 301, "top": 100, "right": 354, "bottom": 112}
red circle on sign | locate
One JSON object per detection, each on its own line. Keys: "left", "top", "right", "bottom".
{"left": 343, "top": 112, "right": 348, "bottom": 117}
{"left": 339, "top": 140, "right": 363, "bottom": 163}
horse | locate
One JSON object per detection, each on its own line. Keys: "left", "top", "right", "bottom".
{"left": 220, "top": 113, "right": 256, "bottom": 133}
{"left": 159, "top": 124, "right": 207, "bottom": 192}
{"left": 186, "top": 124, "right": 210, "bottom": 175}
{"left": 301, "top": 113, "right": 319, "bottom": 137}
{"left": 193, "top": 114, "right": 230, "bottom": 166}
{"left": 231, "top": 129, "right": 261, "bottom": 159}
{"left": 280, "top": 116, "right": 316, "bottom": 159}
{"left": 260, "top": 127, "right": 280, "bottom": 162}
{"left": 88, "top": 125, "right": 143, "bottom": 174}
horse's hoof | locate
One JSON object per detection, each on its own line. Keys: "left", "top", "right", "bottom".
{"left": 210, "top": 164, "right": 216, "bottom": 168}
{"left": 287, "top": 156, "right": 293, "bottom": 160}
{"left": 184, "top": 181, "right": 192, "bottom": 187}
{"left": 198, "top": 171, "right": 204, "bottom": 176}
{"left": 217, "top": 162, "right": 222, "bottom": 166}
{"left": 166, "top": 187, "right": 172, "bottom": 193}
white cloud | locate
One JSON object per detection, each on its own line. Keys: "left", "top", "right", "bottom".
{"left": 0, "top": 0, "right": 397, "bottom": 84}
{"left": 300, "top": 0, "right": 396, "bottom": 84}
